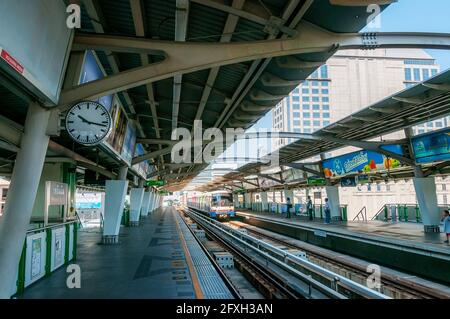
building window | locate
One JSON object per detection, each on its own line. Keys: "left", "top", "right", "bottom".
{"left": 313, "top": 113, "right": 320, "bottom": 118}
{"left": 293, "top": 112, "right": 301, "bottom": 118}
{"left": 367, "top": 184, "right": 372, "bottom": 192}
{"left": 312, "top": 81, "right": 319, "bottom": 87}
{"left": 294, "top": 128, "right": 301, "bottom": 133}
{"left": 312, "top": 89, "right": 319, "bottom": 94}
{"left": 442, "top": 184, "right": 447, "bottom": 191}
{"left": 323, "top": 113, "right": 330, "bottom": 118}
{"left": 320, "top": 65, "right": 328, "bottom": 78}
{"left": 293, "top": 104, "right": 300, "bottom": 110}
{"left": 376, "top": 184, "right": 382, "bottom": 192}
{"left": 436, "top": 121, "right": 443, "bottom": 128}
{"left": 293, "top": 96, "right": 300, "bottom": 102}
{"left": 1, "top": 189, "right": 7, "bottom": 201}
{"left": 322, "top": 97, "right": 329, "bottom": 102}
{"left": 312, "top": 104, "right": 320, "bottom": 110}
{"left": 386, "top": 184, "right": 391, "bottom": 192}
{"left": 302, "top": 96, "right": 310, "bottom": 102}
{"left": 302, "top": 88, "right": 309, "bottom": 94}
{"left": 313, "top": 120, "right": 321, "bottom": 126}
{"left": 302, "top": 104, "right": 310, "bottom": 110}
{"left": 322, "top": 89, "right": 329, "bottom": 94}
{"left": 323, "top": 104, "right": 330, "bottom": 110}
{"left": 303, "top": 128, "right": 311, "bottom": 133}
{"left": 321, "top": 81, "right": 329, "bottom": 87}
{"left": 323, "top": 120, "right": 330, "bottom": 126}
{"left": 312, "top": 96, "right": 320, "bottom": 102}
{"left": 404, "top": 59, "right": 435, "bottom": 65}
{"left": 311, "top": 70, "right": 319, "bottom": 79}
{"left": 404, "top": 68, "right": 412, "bottom": 81}
{"left": 431, "top": 69, "right": 438, "bottom": 76}
{"left": 293, "top": 120, "right": 300, "bottom": 126}
{"left": 303, "top": 120, "right": 311, "bottom": 126}
{"left": 293, "top": 88, "right": 300, "bottom": 94}
{"left": 413, "top": 68, "right": 421, "bottom": 81}
{"left": 444, "top": 195, "right": 448, "bottom": 205}
{"left": 422, "top": 69, "right": 430, "bottom": 80}
{"left": 303, "top": 112, "right": 311, "bottom": 118}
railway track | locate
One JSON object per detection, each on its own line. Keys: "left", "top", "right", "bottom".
{"left": 228, "top": 220, "right": 450, "bottom": 299}
{"left": 184, "top": 207, "right": 389, "bottom": 299}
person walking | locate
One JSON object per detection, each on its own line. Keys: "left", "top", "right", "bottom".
{"left": 442, "top": 210, "right": 450, "bottom": 244}
{"left": 306, "top": 196, "right": 313, "bottom": 221}
{"left": 286, "top": 197, "right": 292, "bottom": 219}
{"left": 324, "top": 198, "right": 331, "bottom": 224}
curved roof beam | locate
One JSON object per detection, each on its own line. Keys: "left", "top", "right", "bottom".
{"left": 61, "top": 22, "right": 450, "bottom": 107}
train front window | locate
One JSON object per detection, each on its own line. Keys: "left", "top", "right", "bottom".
{"left": 211, "top": 195, "right": 232, "bottom": 206}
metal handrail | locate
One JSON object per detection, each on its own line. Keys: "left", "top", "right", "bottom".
{"left": 353, "top": 206, "right": 367, "bottom": 222}
{"left": 26, "top": 220, "right": 78, "bottom": 234}
{"left": 187, "top": 208, "right": 389, "bottom": 299}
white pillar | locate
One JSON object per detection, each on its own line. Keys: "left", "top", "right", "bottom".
{"left": 413, "top": 177, "right": 441, "bottom": 233}
{"left": 148, "top": 192, "right": 154, "bottom": 213}
{"left": 141, "top": 191, "right": 151, "bottom": 217}
{"left": 129, "top": 188, "right": 144, "bottom": 226}
{"left": 260, "top": 192, "right": 268, "bottom": 211}
{"left": 102, "top": 180, "right": 128, "bottom": 244}
{"left": 325, "top": 186, "right": 341, "bottom": 221}
{"left": 0, "top": 103, "right": 50, "bottom": 298}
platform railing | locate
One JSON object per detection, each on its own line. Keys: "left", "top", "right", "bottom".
{"left": 353, "top": 206, "right": 367, "bottom": 222}
{"left": 12, "top": 220, "right": 79, "bottom": 297}
{"left": 371, "top": 204, "right": 449, "bottom": 223}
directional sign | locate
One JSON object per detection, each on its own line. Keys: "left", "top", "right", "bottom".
{"left": 146, "top": 180, "right": 166, "bottom": 187}
{"left": 307, "top": 177, "right": 326, "bottom": 186}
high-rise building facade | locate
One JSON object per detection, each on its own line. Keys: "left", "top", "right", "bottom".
{"left": 271, "top": 49, "right": 449, "bottom": 219}
{"left": 272, "top": 49, "right": 447, "bottom": 148}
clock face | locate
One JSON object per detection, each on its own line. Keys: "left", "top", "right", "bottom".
{"left": 65, "top": 101, "right": 112, "bottom": 146}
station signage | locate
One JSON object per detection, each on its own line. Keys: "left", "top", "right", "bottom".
{"left": 146, "top": 180, "right": 166, "bottom": 187}
{"left": 322, "top": 145, "right": 403, "bottom": 178}
{"left": 307, "top": 177, "right": 326, "bottom": 186}
{"left": 411, "top": 128, "right": 450, "bottom": 164}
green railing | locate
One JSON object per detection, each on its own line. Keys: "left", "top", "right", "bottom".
{"left": 121, "top": 208, "right": 130, "bottom": 227}
{"left": 372, "top": 204, "right": 449, "bottom": 223}
{"left": 13, "top": 220, "right": 79, "bottom": 297}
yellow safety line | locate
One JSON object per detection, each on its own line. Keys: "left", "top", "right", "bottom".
{"left": 173, "top": 210, "right": 205, "bottom": 299}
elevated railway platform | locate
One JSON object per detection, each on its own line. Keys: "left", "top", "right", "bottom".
{"left": 19, "top": 207, "right": 233, "bottom": 299}
{"left": 235, "top": 210, "right": 450, "bottom": 286}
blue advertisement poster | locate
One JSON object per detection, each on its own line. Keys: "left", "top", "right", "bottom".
{"left": 121, "top": 122, "right": 137, "bottom": 165}
{"left": 411, "top": 128, "right": 450, "bottom": 164}
{"left": 79, "top": 51, "right": 113, "bottom": 110}
{"left": 133, "top": 144, "right": 150, "bottom": 178}
{"left": 322, "top": 145, "right": 403, "bottom": 178}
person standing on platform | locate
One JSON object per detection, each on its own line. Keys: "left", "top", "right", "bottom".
{"left": 324, "top": 198, "right": 331, "bottom": 224}
{"left": 286, "top": 197, "right": 292, "bottom": 219}
{"left": 442, "top": 210, "right": 450, "bottom": 244}
{"left": 307, "top": 196, "right": 313, "bottom": 221}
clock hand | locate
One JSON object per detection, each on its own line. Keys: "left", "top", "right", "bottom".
{"left": 78, "top": 115, "right": 91, "bottom": 124}
{"left": 90, "top": 122, "right": 108, "bottom": 128}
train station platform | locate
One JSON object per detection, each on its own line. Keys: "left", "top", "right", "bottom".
{"left": 19, "top": 207, "right": 233, "bottom": 299}
{"left": 236, "top": 210, "right": 450, "bottom": 285}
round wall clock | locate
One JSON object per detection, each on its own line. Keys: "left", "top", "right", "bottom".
{"left": 65, "top": 101, "right": 112, "bottom": 146}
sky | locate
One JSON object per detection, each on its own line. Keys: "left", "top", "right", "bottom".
{"left": 253, "top": 0, "right": 450, "bottom": 130}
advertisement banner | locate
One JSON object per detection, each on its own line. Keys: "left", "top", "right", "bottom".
{"left": 411, "top": 128, "right": 450, "bottom": 164}
{"left": 322, "top": 145, "right": 403, "bottom": 178}
{"left": 76, "top": 192, "right": 102, "bottom": 209}
{"left": 31, "top": 238, "right": 42, "bottom": 279}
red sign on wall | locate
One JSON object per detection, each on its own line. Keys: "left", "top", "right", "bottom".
{"left": 0, "top": 49, "right": 24, "bottom": 74}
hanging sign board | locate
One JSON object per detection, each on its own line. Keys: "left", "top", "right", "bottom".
{"left": 44, "top": 181, "right": 68, "bottom": 225}
{"left": 307, "top": 177, "right": 326, "bottom": 186}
